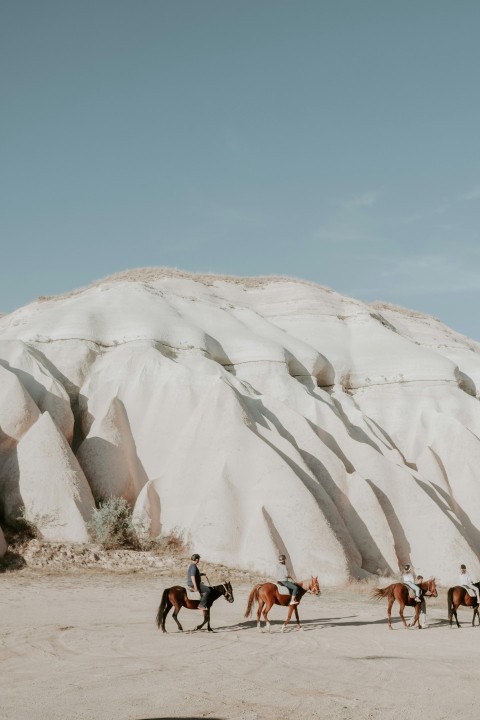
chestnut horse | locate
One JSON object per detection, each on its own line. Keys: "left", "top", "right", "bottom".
{"left": 373, "top": 578, "right": 437, "bottom": 629}
{"left": 448, "top": 582, "right": 480, "bottom": 628}
{"left": 156, "top": 581, "right": 234, "bottom": 633}
{"left": 245, "top": 576, "right": 320, "bottom": 632}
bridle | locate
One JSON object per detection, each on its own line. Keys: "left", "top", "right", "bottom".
{"left": 222, "top": 582, "right": 234, "bottom": 603}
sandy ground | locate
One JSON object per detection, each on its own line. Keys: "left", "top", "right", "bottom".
{"left": 1, "top": 571, "right": 480, "bottom": 720}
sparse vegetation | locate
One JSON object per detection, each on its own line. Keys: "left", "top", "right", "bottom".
{"left": 87, "top": 497, "right": 188, "bottom": 554}
{"left": 13, "top": 507, "right": 59, "bottom": 540}
{"left": 87, "top": 497, "right": 137, "bottom": 549}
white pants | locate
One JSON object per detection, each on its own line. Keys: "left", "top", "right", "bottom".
{"left": 465, "top": 584, "right": 480, "bottom": 601}
{"left": 404, "top": 581, "right": 420, "bottom": 597}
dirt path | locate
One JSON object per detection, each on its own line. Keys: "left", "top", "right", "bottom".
{"left": 1, "top": 572, "right": 479, "bottom": 720}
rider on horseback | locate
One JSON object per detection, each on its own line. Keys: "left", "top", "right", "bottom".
{"left": 402, "top": 564, "right": 422, "bottom": 602}
{"left": 276, "top": 554, "right": 300, "bottom": 605}
{"left": 459, "top": 564, "right": 480, "bottom": 603}
{"left": 187, "top": 554, "right": 213, "bottom": 610}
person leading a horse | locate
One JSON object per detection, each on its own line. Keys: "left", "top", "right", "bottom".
{"left": 402, "top": 563, "right": 422, "bottom": 602}
{"left": 459, "top": 564, "right": 480, "bottom": 603}
{"left": 276, "top": 554, "right": 300, "bottom": 605}
{"left": 187, "top": 553, "right": 213, "bottom": 610}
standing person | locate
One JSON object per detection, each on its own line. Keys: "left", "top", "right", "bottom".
{"left": 459, "top": 564, "right": 480, "bottom": 602}
{"left": 186, "top": 553, "right": 213, "bottom": 610}
{"left": 402, "top": 563, "right": 422, "bottom": 602}
{"left": 416, "top": 575, "right": 427, "bottom": 627}
{"left": 276, "top": 554, "right": 300, "bottom": 606}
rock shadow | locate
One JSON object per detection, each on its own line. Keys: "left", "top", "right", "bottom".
{"left": 365, "top": 479, "right": 411, "bottom": 569}
{"left": 246, "top": 403, "right": 393, "bottom": 577}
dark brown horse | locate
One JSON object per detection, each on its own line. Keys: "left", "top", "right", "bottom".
{"left": 448, "top": 582, "right": 480, "bottom": 628}
{"left": 373, "top": 578, "right": 437, "bottom": 629}
{"left": 156, "top": 581, "right": 234, "bottom": 633}
{"left": 245, "top": 576, "right": 320, "bottom": 632}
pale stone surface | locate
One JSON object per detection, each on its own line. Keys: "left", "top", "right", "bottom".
{"left": 0, "top": 412, "right": 94, "bottom": 541}
{"left": 0, "top": 363, "right": 40, "bottom": 458}
{"left": 1, "top": 269, "right": 480, "bottom": 583}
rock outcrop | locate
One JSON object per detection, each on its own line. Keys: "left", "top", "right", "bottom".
{"left": 0, "top": 269, "right": 479, "bottom": 584}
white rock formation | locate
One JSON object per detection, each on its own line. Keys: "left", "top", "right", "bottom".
{"left": 0, "top": 268, "right": 479, "bottom": 584}
{"left": 0, "top": 412, "right": 94, "bottom": 542}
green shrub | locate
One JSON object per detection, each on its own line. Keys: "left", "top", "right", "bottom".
{"left": 87, "top": 497, "right": 136, "bottom": 549}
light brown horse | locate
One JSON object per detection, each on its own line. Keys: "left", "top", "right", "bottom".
{"left": 156, "top": 581, "right": 234, "bottom": 633}
{"left": 448, "top": 582, "right": 480, "bottom": 628}
{"left": 373, "top": 578, "right": 437, "bottom": 629}
{"left": 245, "top": 576, "right": 320, "bottom": 632}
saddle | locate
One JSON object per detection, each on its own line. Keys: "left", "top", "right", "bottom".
{"left": 186, "top": 586, "right": 200, "bottom": 599}
{"left": 275, "top": 582, "right": 291, "bottom": 596}
{"left": 461, "top": 585, "right": 477, "bottom": 598}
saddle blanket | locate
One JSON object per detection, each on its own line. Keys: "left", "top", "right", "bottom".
{"left": 276, "top": 583, "right": 291, "bottom": 596}
{"left": 186, "top": 587, "right": 200, "bottom": 599}
{"left": 461, "top": 585, "right": 477, "bottom": 598}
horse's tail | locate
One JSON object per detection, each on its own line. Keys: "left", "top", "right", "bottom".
{"left": 372, "top": 584, "right": 395, "bottom": 601}
{"left": 156, "top": 588, "right": 170, "bottom": 629}
{"left": 447, "top": 587, "right": 454, "bottom": 616}
{"left": 245, "top": 584, "right": 262, "bottom": 618}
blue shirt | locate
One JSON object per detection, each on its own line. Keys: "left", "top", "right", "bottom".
{"left": 187, "top": 563, "right": 201, "bottom": 588}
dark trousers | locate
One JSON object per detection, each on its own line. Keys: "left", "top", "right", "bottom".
{"left": 198, "top": 583, "right": 213, "bottom": 608}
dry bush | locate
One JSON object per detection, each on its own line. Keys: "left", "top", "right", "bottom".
{"left": 87, "top": 497, "right": 136, "bottom": 549}
{"left": 149, "top": 528, "right": 187, "bottom": 556}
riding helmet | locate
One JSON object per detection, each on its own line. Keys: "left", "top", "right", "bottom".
{"left": 191, "top": 553, "right": 200, "bottom": 561}
{"left": 460, "top": 564, "right": 466, "bottom": 570}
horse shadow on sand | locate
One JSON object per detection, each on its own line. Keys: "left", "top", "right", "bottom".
{"left": 210, "top": 615, "right": 368, "bottom": 632}
{"left": 212, "top": 614, "right": 454, "bottom": 631}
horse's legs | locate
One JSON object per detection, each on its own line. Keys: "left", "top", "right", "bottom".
{"left": 293, "top": 605, "right": 302, "bottom": 630}
{"left": 451, "top": 604, "right": 460, "bottom": 629}
{"left": 415, "top": 603, "right": 422, "bottom": 629}
{"left": 262, "top": 600, "right": 273, "bottom": 633}
{"left": 256, "top": 599, "right": 265, "bottom": 632}
{"left": 282, "top": 605, "right": 295, "bottom": 632}
{"left": 195, "top": 609, "right": 211, "bottom": 631}
{"left": 161, "top": 599, "right": 173, "bottom": 633}
{"left": 171, "top": 602, "right": 184, "bottom": 632}
{"left": 399, "top": 601, "right": 409, "bottom": 629}
{"left": 387, "top": 597, "right": 394, "bottom": 630}
{"left": 408, "top": 602, "right": 421, "bottom": 629}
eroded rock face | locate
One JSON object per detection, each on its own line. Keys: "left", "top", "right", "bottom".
{"left": 0, "top": 412, "right": 94, "bottom": 542}
{"left": 0, "top": 269, "right": 479, "bottom": 584}
{"left": 0, "top": 525, "right": 6, "bottom": 557}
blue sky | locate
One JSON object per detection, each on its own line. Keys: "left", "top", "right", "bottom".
{"left": 1, "top": 0, "right": 480, "bottom": 338}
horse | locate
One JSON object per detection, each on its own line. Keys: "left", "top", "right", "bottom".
{"left": 372, "top": 577, "right": 437, "bottom": 629}
{"left": 156, "top": 581, "right": 234, "bottom": 633}
{"left": 245, "top": 576, "right": 320, "bottom": 632}
{"left": 448, "top": 582, "right": 480, "bottom": 628}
